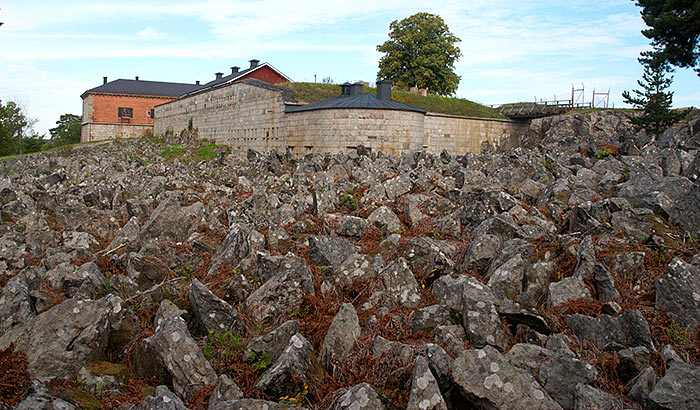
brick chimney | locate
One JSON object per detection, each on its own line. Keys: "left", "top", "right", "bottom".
{"left": 215, "top": 72, "right": 223, "bottom": 80}
{"left": 377, "top": 80, "right": 392, "bottom": 101}
{"left": 231, "top": 66, "right": 240, "bottom": 74}
{"left": 249, "top": 59, "right": 259, "bottom": 68}
{"left": 103, "top": 76, "right": 107, "bottom": 85}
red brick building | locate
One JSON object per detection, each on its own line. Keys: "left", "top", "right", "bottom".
{"left": 81, "top": 60, "right": 291, "bottom": 142}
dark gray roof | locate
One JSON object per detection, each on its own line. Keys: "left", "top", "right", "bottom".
{"left": 183, "top": 63, "right": 291, "bottom": 97}
{"left": 82, "top": 79, "right": 201, "bottom": 98}
{"left": 284, "top": 92, "right": 426, "bottom": 114}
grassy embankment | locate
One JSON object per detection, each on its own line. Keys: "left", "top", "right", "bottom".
{"left": 278, "top": 82, "right": 507, "bottom": 119}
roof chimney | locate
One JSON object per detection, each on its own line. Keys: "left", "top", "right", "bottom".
{"left": 377, "top": 80, "right": 392, "bottom": 101}
{"left": 196, "top": 80, "right": 200, "bottom": 85}
{"left": 350, "top": 83, "right": 364, "bottom": 97}
{"left": 135, "top": 76, "right": 139, "bottom": 81}
{"left": 340, "top": 82, "right": 352, "bottom": 96}
{"left": 103, "top": 76, "right": 108, "bottom": 85}
{"left": 215, "top": 72, "right": 223, "bottom": 80}
{"left": 231, "top": 66, "right": 240, "bottom": 74}
{"left": 249, "top": 59, "right": 260, "bottom": 69}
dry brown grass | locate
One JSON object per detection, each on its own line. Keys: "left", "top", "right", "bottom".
{"left": 0, "top": 345, "right": 30, "bottom": 408}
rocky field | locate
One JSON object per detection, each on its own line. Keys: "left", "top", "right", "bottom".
{"left": 1, "top": 110, "right": 700, "bottom": 410}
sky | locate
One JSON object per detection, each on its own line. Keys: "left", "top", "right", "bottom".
{"left": 1, "top": 0, "right": 699, "bottom": 136}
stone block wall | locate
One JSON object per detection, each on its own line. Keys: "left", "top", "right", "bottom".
{"left": 81, "top": 123, "right": 153, "bottom": 142}
{"left": 424, "top": 113, "right": 528, "bottom": 154}
{"left": 282, "top": 109, "right": 425, "bottom": 156}
{"left": 154, "top": 82, "right": 286, "bottom": 153}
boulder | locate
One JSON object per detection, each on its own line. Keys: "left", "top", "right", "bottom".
{"left": 538, "top": 349, "right": 598, "bottom": 409}
{"left": 406, "top": 355, "right": 448, "bottom": 410}
{"left": 320, "top": 303, "right": 361, "bottom": 370}
{"left": 188, "top": 278, "right": 243, "bottom": 335}
{"left": 565, "top": 310, "right": 655, "bottom": 351}
{"left": 243, "top": 320, "right": 300, "bottom": 364}
{"left": 461, "top": 277, "right": 510, "bottom": 351}
{"left": 332, "top": 382, "right": 390, "bottom": 410}
{"left": 380, "top": 257, "right": 421, "bottom": 308}
{"left": 648, "top": 361, "right": 700, "bottom": 410}
{"left": 655, "top": 257, "right": 700, "bottom": 328}
{"left": 256, "top": 333, "right": 324, "bottom": 399}
{"left": 308, "top": 235, "right": 358, "bottom": 266}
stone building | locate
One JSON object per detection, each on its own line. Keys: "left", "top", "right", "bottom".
{"left": 154, "top": 79, "right": 527, "bottom": 156}
{"left": 80, "top": 60, "right": 290, "bottom": 142}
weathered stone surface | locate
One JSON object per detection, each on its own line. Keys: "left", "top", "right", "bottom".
{"left": 308, "top": 235, "right": 358, "bottom": 266}
{"left": 246, "top": 255, "right": 314, "bottom": 324}
{"left": 548, "top": 276, "right": 591, "bottom": 309}
{"left": 256, "top": 333, "right": 324, "bottom": 399}
{"left": 147, "top": 317, "right": 217, "bottom": 399}
{"left": 463, "top": 234, "right": 501, "bottom": 274}
{"left": 628, "top": 366, "right": 656, "bottom": 405}
{"left": 538, "top": 349, "right": 598, "bottom": 409}
{"left": 431, "top": 274, "right": 469, "bottom": 310}
{"left": 13, "top": 380, "right": 78, "bottom": 410}
{"left": 487, "top": 254, "right": 527, "bottom": 301}
{"left": 505, "top": 343, "right": 553, "bottom": 379}
{"left": 78, "top": 361, "right": 130, "bottom": 395}
{"left": 210, "top": 399, "right": 310, "bottom": 410}
{"left": 655, "top": 257, "right": 700, "bottom": 328}
{"left": 410, "top": 304, "right": 457, "bottom": 333}
{"left": 406, "top": 355, "right": 448, "bottom": 410}
{"left": 451, "top": 346, "right": 562, "bottom": 410}
{"left": 368, "top": 205, "right": 402, "bottom": 232}
{"left": 565, "top": 310, "right": 655, "bottom": 351}
{"left": 648, "top": 361, "right": 700, "bottom": 410}
{"left": 243, "top": 320, "right": 300, "bottom": 364}
{"left": 332, "top": 382, "right": 390, "bottom": 410}
{"left": 462, "top": 277, "right": 510, "bottom": 351}
{"left": 136, "top": 385, "right": 189, "bottom": 410}
{"left": 573, "top": 383, "right": 624, "bottom": 410}
{"left": 207, "top": 374, "right": 243, "bottom": 410}
{"left": 207, "top": 223, "right": 261, "bottom": 276}
{"left": 380, "top": 257, "right": 421, "bottom": 307}
{"left": 188, "top": 278, "right": 242, "bottom": 335}
{"left": 336, "top": 215, "right": 369, "bottom": 239}
{"left": 320, "top": 303, "right": 361, "bottom": 370}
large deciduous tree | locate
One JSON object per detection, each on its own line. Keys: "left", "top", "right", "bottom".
{"left": 634, "top": 0, "right": 700, "bottom": 75}
{"left": 377, "top": 13, "right": 462, "bottom": 96}
{"left": 0, "top": 101, "right": 29, "bottom": 157}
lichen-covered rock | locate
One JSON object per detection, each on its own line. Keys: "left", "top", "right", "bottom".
{"left": 368, "top": 205, "right": 402, "bottom": 233}
{"left": 146, "top": 316, "right": 217, "bottom": 399}
{"left": 320, "top": 303, "right": 361, "bottom": 370}
{"left": 308, "top": 235, "right": 358, "bottom": 266}
{"left": 573, "top": 383, "right": 624, "bottom": 410}
{"left": 648, "top": 360, "right": 700, "bottom": 410}
{"left": 207, "top": 374, "right": 243, "bottom": 410}
{"left": 451, "top": 346, "right": 562, "bottom": 410}
{"left": 256, "top": 333, "right": 324, "bottom": 399}
{"left": 461, "top": 277, "right": 510, "bottom": 351}
{"left": 406, "top": 355, "right": 448, "bottom": 410}
{"left": 188, "top": 278, "right": 242, "bottom": 335}
{"left": 380, "top": 257, "right": 421, "bottom": 308}
{"left": 410, "top": 304, "right": 457, "bottom": 333}
{"left": 243, "top": 320, "right": 300, "bottom": 364}
{"left": 136, "top": 385, "right": 189, "bottom": 410}
{"left": 78, "top": 361, "right": 130, "bottom": 395}
{"left": 655, "top": 257, "right": 700, "bottom": 328}
{"left": 505, "top": 343, "right": 553, "bottom": 379}
{"left": 13, "top": 380, "right": 77, "bottom": 410}
{"left": 538, "top": 349, "right": 598, "bottom": 409}
{"left": 332, "top": 382, "right": 390, "bottom": 410}
{"left": 547, "top": 276, "right": 591, "bottom": 309}
{"left": 565, "top": 310, "right": 655, "bottom": 351}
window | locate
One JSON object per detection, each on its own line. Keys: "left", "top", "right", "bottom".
{"left": 118, "top": 107, "right": 133, "bottom": 118}
{"left": 148, "top": 109, "right": 154, "bottom": 119}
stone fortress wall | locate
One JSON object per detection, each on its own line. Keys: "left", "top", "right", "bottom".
{"left": 154, "top": 80, "right": 527, "bottom": 156}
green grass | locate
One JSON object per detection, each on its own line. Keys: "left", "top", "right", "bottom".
{"left": 278, "top": 82, "right": 506, "bottom": 119}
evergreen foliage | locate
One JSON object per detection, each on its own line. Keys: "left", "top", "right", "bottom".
{"left": 622, "top": 59, "right": 687, "bottom": 135}
{"left": 48, "top": 114, "right": 81, "bottom": 148}
{"left": 635, "top": 0, "right": 700, "bottom": 75}
{"left": 377, "top": 13, "right": 461, "bottom": 96}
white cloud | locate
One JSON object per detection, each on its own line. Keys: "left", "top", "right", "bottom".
{"left": 137, "top": 27, "right": 167, "bottom": 40}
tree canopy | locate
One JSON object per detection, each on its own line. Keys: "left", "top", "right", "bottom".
{"left": 622, "top": 60, "right": 687, "bottom": 135}
{"left": 635, "top": 0, "right": 700, "bottom": 75}
{"left": 49, "top": 114, "right": 81, "bottom": 147}
{"left": 377, "top": 13, "right": 462, "bottom": 96}
{"left": 0, "top": 101, "right": 29, "bottom": 156}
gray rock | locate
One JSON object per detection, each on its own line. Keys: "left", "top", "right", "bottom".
{"left": 410, "top": 304, "right": 457, "bottom": 333}
{"left": 147, "top": 316, "right": 217, "bottom": 399}
{"left": 210, "top": 399, "right": 310, "bottom": 410}
{"left": 433, "top": 325, "right": 467, "bottom": 356}
{"left": 406, "top": 237, "right": 457, "bottom": 277}
{"left": 256, "top": 333, "right": 324, "bottom": 399}
{"left": 431, "top": 274, "right": 470, "bottom": 310}
{"left": 487, "top": 254, "right": 527, "bottom": 301}
{"left": 463, "top": 234, "right": 501, "bottom": 274}
{"left": 592, "top": 263, "right": 620, "bottom": 302}
{"left": 208, "top": 374, "right": 243, "bottom": 410}
{"left": 538, "top": 349, "right": 598, "bottom": 409}
{"left": 154, "top": 299, "right": 186, "bottom": 328}
{"left": 140, "top": 195, "right": 203, "bottom": 244}
{"left": 451, "top": 346, "right": 562, "bottom": 410}
{"left": 573, "top": 383, "right": 623, "bottom": 410}
{"left": 461, "top": 277, "right": 510, "bottom": 351}
{"left": 136, "top": 385, "right": 189, "bottom": 410}
{"left": 661, "top": 343, "right": 683, "bottom": 363}
{"left": 547, "top": 276, "right": 591, "bottom": 308}
{"left": 383, "top": 173, "right": 413, "bottom": 201}
{"left": 380, "top": 257, "right": 421, "bottom": 307}
{"left": 332, "top": 254, "right": 375, "bottom": 287}
{"left": 617, "top": 346, "right": 652, "bottom": 382}
{"left": 77, "top": 361, "right": 130, "bottom": 395}
{"left": 308, "top": 235, "right": 358, "bottom": 266}
{"left": 243, "top": 320, "right": 300, "bottom": 364}
{"left": 12, "top": 380, "right": 77, "bottom": 410}
{"left": 246, "top": 255, "right": 314, "bottom": 325}
{"left": 505, "top": 343, "right": 553, "bottom": 379}
{"left": 648, "top": 361, "right": 700, "bottom": 410}
{"left": 106, "top": 216, "right": 141, "bottom": 253}
{"left": 565, "top": 310, "right": 655, "bottom": 351}
{"left": 207, "top": 223, "right": 261, "bottom": 276}
{"left": 573, "top": 236, "right": 596, "bottom": 279}
{"left": 406, "top": 356, "right": 448, "bottom": 410}
{"left": 188, "top": 278, "right": 242, "bottom": 335}
{"left": 320, "top": 303, "right": 361, "bottom": 370}
{"left": 655, "top": 257, "right": 700, "bottom": 328}
{"left": 333, "top": 382, "right": 389, "bottom": 410}
{"left": 368, "top": 205, "right": 402, "bottom": 233}
{"left": 628, "top": 366, "right": 656, "bottom": 405}
{"left": 336, "top": 215, "right": 369, "bottom": 239}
